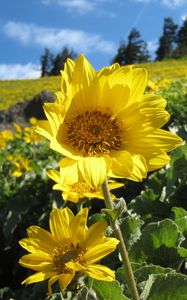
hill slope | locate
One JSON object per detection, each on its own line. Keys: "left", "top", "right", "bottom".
{"left": 0, "top": 58, "right": 187, "bottom": 110}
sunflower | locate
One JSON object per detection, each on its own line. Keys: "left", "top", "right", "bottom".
{"left": 47, "top": 169, "right": 123, "bottom": 202}
{"left": 36, "top": 55, "right": 182, "bottom": 187}
{"left": 19, "top": 207, "right": 119, "bottom": 294}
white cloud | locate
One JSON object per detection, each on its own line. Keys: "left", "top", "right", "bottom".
{"left": 0, "top": 63, "right": 40, "bottom": 80}
{"left": 2, "top": 21, "right": 115, "bottom": 54}
{"left": 134, "top": 0, "right": 187, "bottom": 8}
{"left": 161, "top": 0, "right": 187, "bottom": 7}
{"left": 41, "top": 0, "right": 115, "bottom": 14}
{"left": 42, "top": 0, "right": 95, "bottom": 13}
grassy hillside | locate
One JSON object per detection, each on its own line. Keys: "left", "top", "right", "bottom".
{"left": 0, "top": 58, "right": 187, "bottom": 110}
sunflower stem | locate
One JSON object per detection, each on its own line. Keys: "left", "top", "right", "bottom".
{"left": 102, "top": 179, "right": 140, "bottom": 300}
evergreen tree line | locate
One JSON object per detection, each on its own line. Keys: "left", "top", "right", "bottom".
{"left": 40, "top": 17, "right": 187, "bottom": 76}
{"left": 40, "top": 47, "right": 77, "bottom": 77}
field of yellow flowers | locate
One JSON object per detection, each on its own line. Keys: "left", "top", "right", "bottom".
{"left": 0, "top": 58, "right": 187, "bottom": 300}
{"left": 0, "top": 58, "right": 187, "bottom": 110}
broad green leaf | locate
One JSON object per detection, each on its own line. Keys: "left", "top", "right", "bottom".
{"left": 134, "top": 264, "right": 172, "bottom": 284}
{"left": 120, "top": 214, "right": 144, "bottom": 249}
{"left": 87, "top": 279, "right": 130, "bottom": 300}
{"left": 141, "top": 273, "right": 187, "bottom": 300}
{"left": 172, "top": 207, "right": 187, "bottom": 234}
{"left": 129, "top": 219, "right": 184, "bottom": 268}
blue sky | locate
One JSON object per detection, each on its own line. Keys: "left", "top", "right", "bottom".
{"left": 0, "top": 0, "right": 187, "bottom": 79}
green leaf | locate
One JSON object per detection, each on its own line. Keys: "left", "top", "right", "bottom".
{"left": 129, "top": 219, "right": 184, "bottom": 268}
{"left": 128, "top": 189, "right": 170, "bottom": 222}
{"left": 87, "top": 279, "right": 130, "bottom": 300}
{"left": 120, "top": 214, "right": 144, "bottom": 250}
{"left": 141, "top": 273, "right": 187, "bottom": 300}
{"left": 102, "top": 197, "right": 127, "bottom": 224}
{"left": 172, "top": 207, "right": 187, "bottom": 234}
{"left": 134, "top": 264, "right": 172, "bottom": 284}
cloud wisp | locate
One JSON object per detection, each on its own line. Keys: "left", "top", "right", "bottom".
{"left": 42, "top": 0, "right": 95, "bottom": 13}
{"left": 41, "top": 0, "right": 115, "bottom": 14}
{"left": 134, "top": 0, "right": 187, "bottom": 8}
{"left": 0, "top": 63, "right": 40, "bottom": 80}
{"left": 2, "top": 21, "right": 115, "bottom": 54}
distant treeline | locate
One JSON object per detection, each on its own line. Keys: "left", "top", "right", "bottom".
{"left": 40, "top": 17, "right": 187, "bottom": 77}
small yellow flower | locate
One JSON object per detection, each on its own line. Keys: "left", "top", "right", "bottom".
{"left": 13, "top": 122, "right": 23, "bottom": 134}
{"left": 19, "top": 207, "right": 119, "bottom": 294}
{"left": 36, "top": 55, "right": 182, "bottom": 188}
{"left": 29, "top": 117, "right": 38, "bottom": 126}
{"left": 0, "top": 130, "right": 13, "bottom": 149}
{"left": 47, "top": 169, "right": 123, "bottom": 203}
{"left": 23, "top": 127, "right": 41, "bottom": 144}
{"left": 147, "top": 80, "right": 159, "bottom": 92}
{"left": 11, "top": 155, "right": 32, "bottom": 177}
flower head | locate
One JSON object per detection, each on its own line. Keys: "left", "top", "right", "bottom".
{"left": 0, "top": 130, "right": 13, "bottom": 149}
{"left": 47, "top": 169, "right": 123, "bottom": 202}
{"left": 36, "top": 55, "right": 182, "bottom": 187}
{"left": 19, "top": 207, "right": 119, "bottom": 294}
{"left": 9, "top": 155, "right": 32, "bottom": 177}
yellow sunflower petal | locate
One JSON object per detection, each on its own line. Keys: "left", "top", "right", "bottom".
{"left": 35, "top": 120, "right": 52, "bottom": 140}
{"left": 82, "top": 264, "right": 116, "bottom": 281}
{"left": 62, "top": 192, "right": 80, "bottom": 203}
{"left": 148, "top": 151, "right": 170, "bottom": 171}
{"left": 19, "top": 237, "right": 56, "bottom": 254}
{"left": 43, "top": 102, "right": 66, "bottom": 136}
{"left": 72, "top": 55, "right": 95, "bottom": 89}
{"left": 107, "top": 65, "right": 132, "bottom": 87}
{"left": 84, "top": 238, "right": 119, "bottom": 264}
{"left": 68, "top": 262, "right": 115, "bottom": 281}
{"left": 48, "top": 274, "right": 61, "bottom": 296}
{"left": 127, "top": 154, "right": 148, "bottom": 182}
{"left": 59, "top": 158, "right": 79, "bottom": 184}
{"left": 49, "top": 208, "right": 73, "bottom": 242}
{"left": 97, "top": 62, "right": 120, "bottom": 77}
{"left": 82, "top": 220, "right": 108, "bottom": 248}
{"left": 19, "top": 254, "right": 54, "bottom": 271}
{"left": 22, "top": 271, "right": 57, "bottom": 286}
{"left": 129, "top": 68, "right": 147, "bottom": 102}
{"left": 47, "top": 170, "right": 61, "bottom": 184}
{"left": 109, "top": 150, "right": 133, "bottom": 178}
{"left": 99, "top": 80, "right": 130, "bottom": 114}
{"left": 60, "top": 58, "right": 75, "bottom": 97}
{"left": 145, "top": 129, "right": 183, "bottom": 152}
{"left": 78, "top": 157, "right": 110, "bottom": 188}
{"left": 70, "top": 208, "right": 88, "bottom": 243}
{"left": 59, "top": 273, "right": 75, "bottom": 291}
{"left": 141, "top": 94, "right": 167, "bottom": 109}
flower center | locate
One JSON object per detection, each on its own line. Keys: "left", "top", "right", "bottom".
{"left": 52, "top": 243, "right": 85, "bottom": 274}
{"left": 65, "top": 110, "right": 122, "bottom": 156}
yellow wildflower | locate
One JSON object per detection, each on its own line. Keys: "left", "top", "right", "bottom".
{"left": 11, "top": 155, "right": 32, "bottom": 177}
{"left": 29, "top": 117, "right": 38, "bottom": 126}
{"left": 23, "top": 127, "right": 41, "bottom": 144}
{"left": 36, "top": 55, "right": 182, "bottom": 188}
{"left": 0, "top": 130, "right": 13, "bottom": 149}
{"left": 47, "top": 169, "right": 123, "bottom": 202}
{"left": 19, "top": 207, "right": 119, "bottom": 294}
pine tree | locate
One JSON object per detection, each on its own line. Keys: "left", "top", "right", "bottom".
{"left": 112, "top": 28, "right": 150, "bottom": 65}
{"left": 174, "top": 19, "right": 187, "bottom": 57}
{"left": 112, "top": 41, "right": 126, "bottom": 65}
{"left": 40, "top": 48, "right": 53, "bottom": 77}
{"left": 49, "top": 47, "right": 77, "bottom": 76}
{"left": 156, "top": 17, "right": 178, "bottom": 61}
